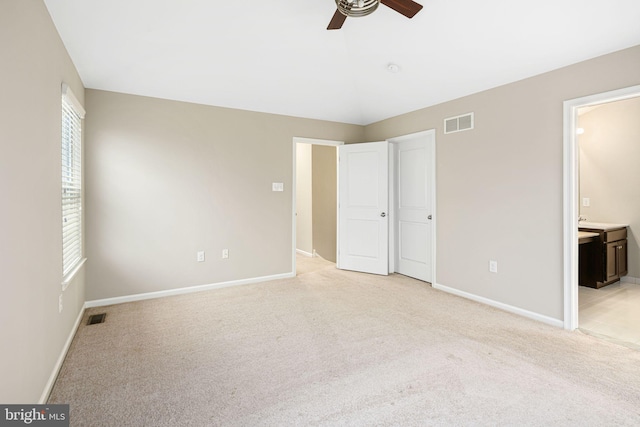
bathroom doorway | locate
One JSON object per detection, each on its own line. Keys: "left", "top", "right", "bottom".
{"left": 576, "top": 96, "right": 640, "bottom": 347}
{"left": 564, "top": 85, "right": 640, "bottom": 348}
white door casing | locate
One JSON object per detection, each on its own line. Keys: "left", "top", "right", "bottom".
{"left": 562, "top": 85, "right": 640, "bottom": 330}
{"left": 394, "top": 135, "right": 433, "bottom": 282}
{"left": 337, "top": 141, "right": 389, "bottom": 275}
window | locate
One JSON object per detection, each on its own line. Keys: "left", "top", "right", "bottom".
{"left": 61, "top": 84, "right": 86, "bottom": 283}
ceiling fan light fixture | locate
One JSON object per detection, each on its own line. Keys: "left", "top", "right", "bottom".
{"left": 335, "top": 0, "right": 380, "bottom": 18}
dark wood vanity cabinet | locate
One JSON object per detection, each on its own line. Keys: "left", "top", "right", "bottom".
{"left": 579, "top": 226, "right": 628, "bottom": 288}
{"left": 606, "top": 238, "right": 628, "bottom": 283}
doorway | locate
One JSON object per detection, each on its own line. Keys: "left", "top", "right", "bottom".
{"left": 292, "top": 137, "right": 343, "bottom": 275}
{"left": 292, "top": 131, "right": 436, "bottom": 282}
{"left": 563, "top": 84, "right": 640, "bottom": 332}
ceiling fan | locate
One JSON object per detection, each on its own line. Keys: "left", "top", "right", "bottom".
{"left": 327, "top": 0, "right": 423, "bottom": 30}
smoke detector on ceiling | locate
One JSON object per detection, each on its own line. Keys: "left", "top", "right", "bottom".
{"left": 387, "top": 63, "right": 400, "bottom": 73}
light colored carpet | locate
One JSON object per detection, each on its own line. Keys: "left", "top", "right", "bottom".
{"left": 49, "top": 258, "right": 640, "bottom": 426}
{"left": 295, "top": 254, "right": 335, "bottom": 276}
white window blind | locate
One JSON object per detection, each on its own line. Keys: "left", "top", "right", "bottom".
{"left": 61, "top": 84, "right": 85, "bottom": 278}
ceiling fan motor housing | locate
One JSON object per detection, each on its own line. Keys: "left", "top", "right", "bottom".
{"left": 336, "top": 0, "right": 380, "bottom": 17}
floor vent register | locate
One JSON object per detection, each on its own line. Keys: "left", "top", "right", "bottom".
{"left": 87, "top": 313, "right": 106, "bottom": 325}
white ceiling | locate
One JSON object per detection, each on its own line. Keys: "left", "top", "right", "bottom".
{"left": 44, "top": 0, "right": 640, "bottom": 125}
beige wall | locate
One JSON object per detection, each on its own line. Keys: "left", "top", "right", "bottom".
{"left": 312, "top": 145, "right": 338, "bottom": 262}
{"left": 85, "top": 90, "right": 364, "bottom": 300}
{"left": 0, "top": 0, "right": 86, "bottom": 402}
{"left": 365, "top": 45, "right": 640, "bottom": 321}
{"left": 579, "top": 96, "right": 640, "bottom": 279}
{"left": 296, "top": 143, "right": 313, "bottom": 255}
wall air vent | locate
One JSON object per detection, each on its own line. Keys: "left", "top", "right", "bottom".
{"left": 444, "top": 112, "right": 474, "bottom": 134}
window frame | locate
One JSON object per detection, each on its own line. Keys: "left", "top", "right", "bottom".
{"left": 61, "top": 83, "right": 86, "bottom": 288}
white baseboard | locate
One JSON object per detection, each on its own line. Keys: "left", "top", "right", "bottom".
{"left": 432, "top": 283, "right": 564, "bottom": 328}
{"left": 296, "top": 249, "right": 318, "bottom": 258}
{"left": 39, "top": 304, "right": 86, "bottom": 404}
{"left": 621, "top": 275, "right": 640, "bottom": 285}
{"left": 296, "top": 249, "right": 314, "bottom": 257}
{"left": 85, "top": 272, "right": 295, "bottom": 308}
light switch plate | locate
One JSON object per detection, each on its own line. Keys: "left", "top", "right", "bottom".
{"left": 582, "top": 197, "right": 590, "bottom": 207}
{"left": 489, "top": 260, "right": 498, "bottom": 273}
{"left": 272, "top": 182, "right": 284, "bottom": 192}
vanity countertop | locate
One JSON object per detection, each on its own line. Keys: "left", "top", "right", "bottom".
{"left": 578, "top": 222, "right": 629, "bottom": 231}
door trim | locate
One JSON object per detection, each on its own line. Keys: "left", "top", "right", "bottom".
{"left": 387, "top": 129, "right": 436, "bottom": 283}
{"left": 562, "top": 84, "right": 640, "bottom": 330}
{"left": 292, "top": 137, "right": 344, "bottom": 274}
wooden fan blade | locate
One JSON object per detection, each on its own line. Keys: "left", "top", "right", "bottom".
{"left": 327, "top": 9, "right": 347, "bottom": 30}
{"left": 380, "top": 0, "right": 423, "bottom": 18}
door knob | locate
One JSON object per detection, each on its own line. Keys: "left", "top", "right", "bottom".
{"left": 380, "top": 212, "right": 386, "bottom": 217}
{"left": 428, "top": 215, "right": 432, "bottom": 220}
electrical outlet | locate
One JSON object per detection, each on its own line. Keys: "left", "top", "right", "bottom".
{"left": 222, "top": 249, "right": 229, "bottom": 259}
{"left": 58, "top": 294, "right": 63, "bottom": 313}
{"left": 489, "top": 260, "right": 498, "bottom": 273}
{"left": 582, "top": 197, "right": 590, "bottom": 207}
{"left": 197, "top": 251, "right": 205, "bottom": 262}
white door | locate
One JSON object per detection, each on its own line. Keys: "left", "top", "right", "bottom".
{"left": 394, "top": 135, "right": 433, "bottom": 282}
{"left": 337, "top": 141, "right": 388, "bottom": 275}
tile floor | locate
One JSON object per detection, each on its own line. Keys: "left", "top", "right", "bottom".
{"left": 579, "top": 279, "right": 640, "bottom": 350}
